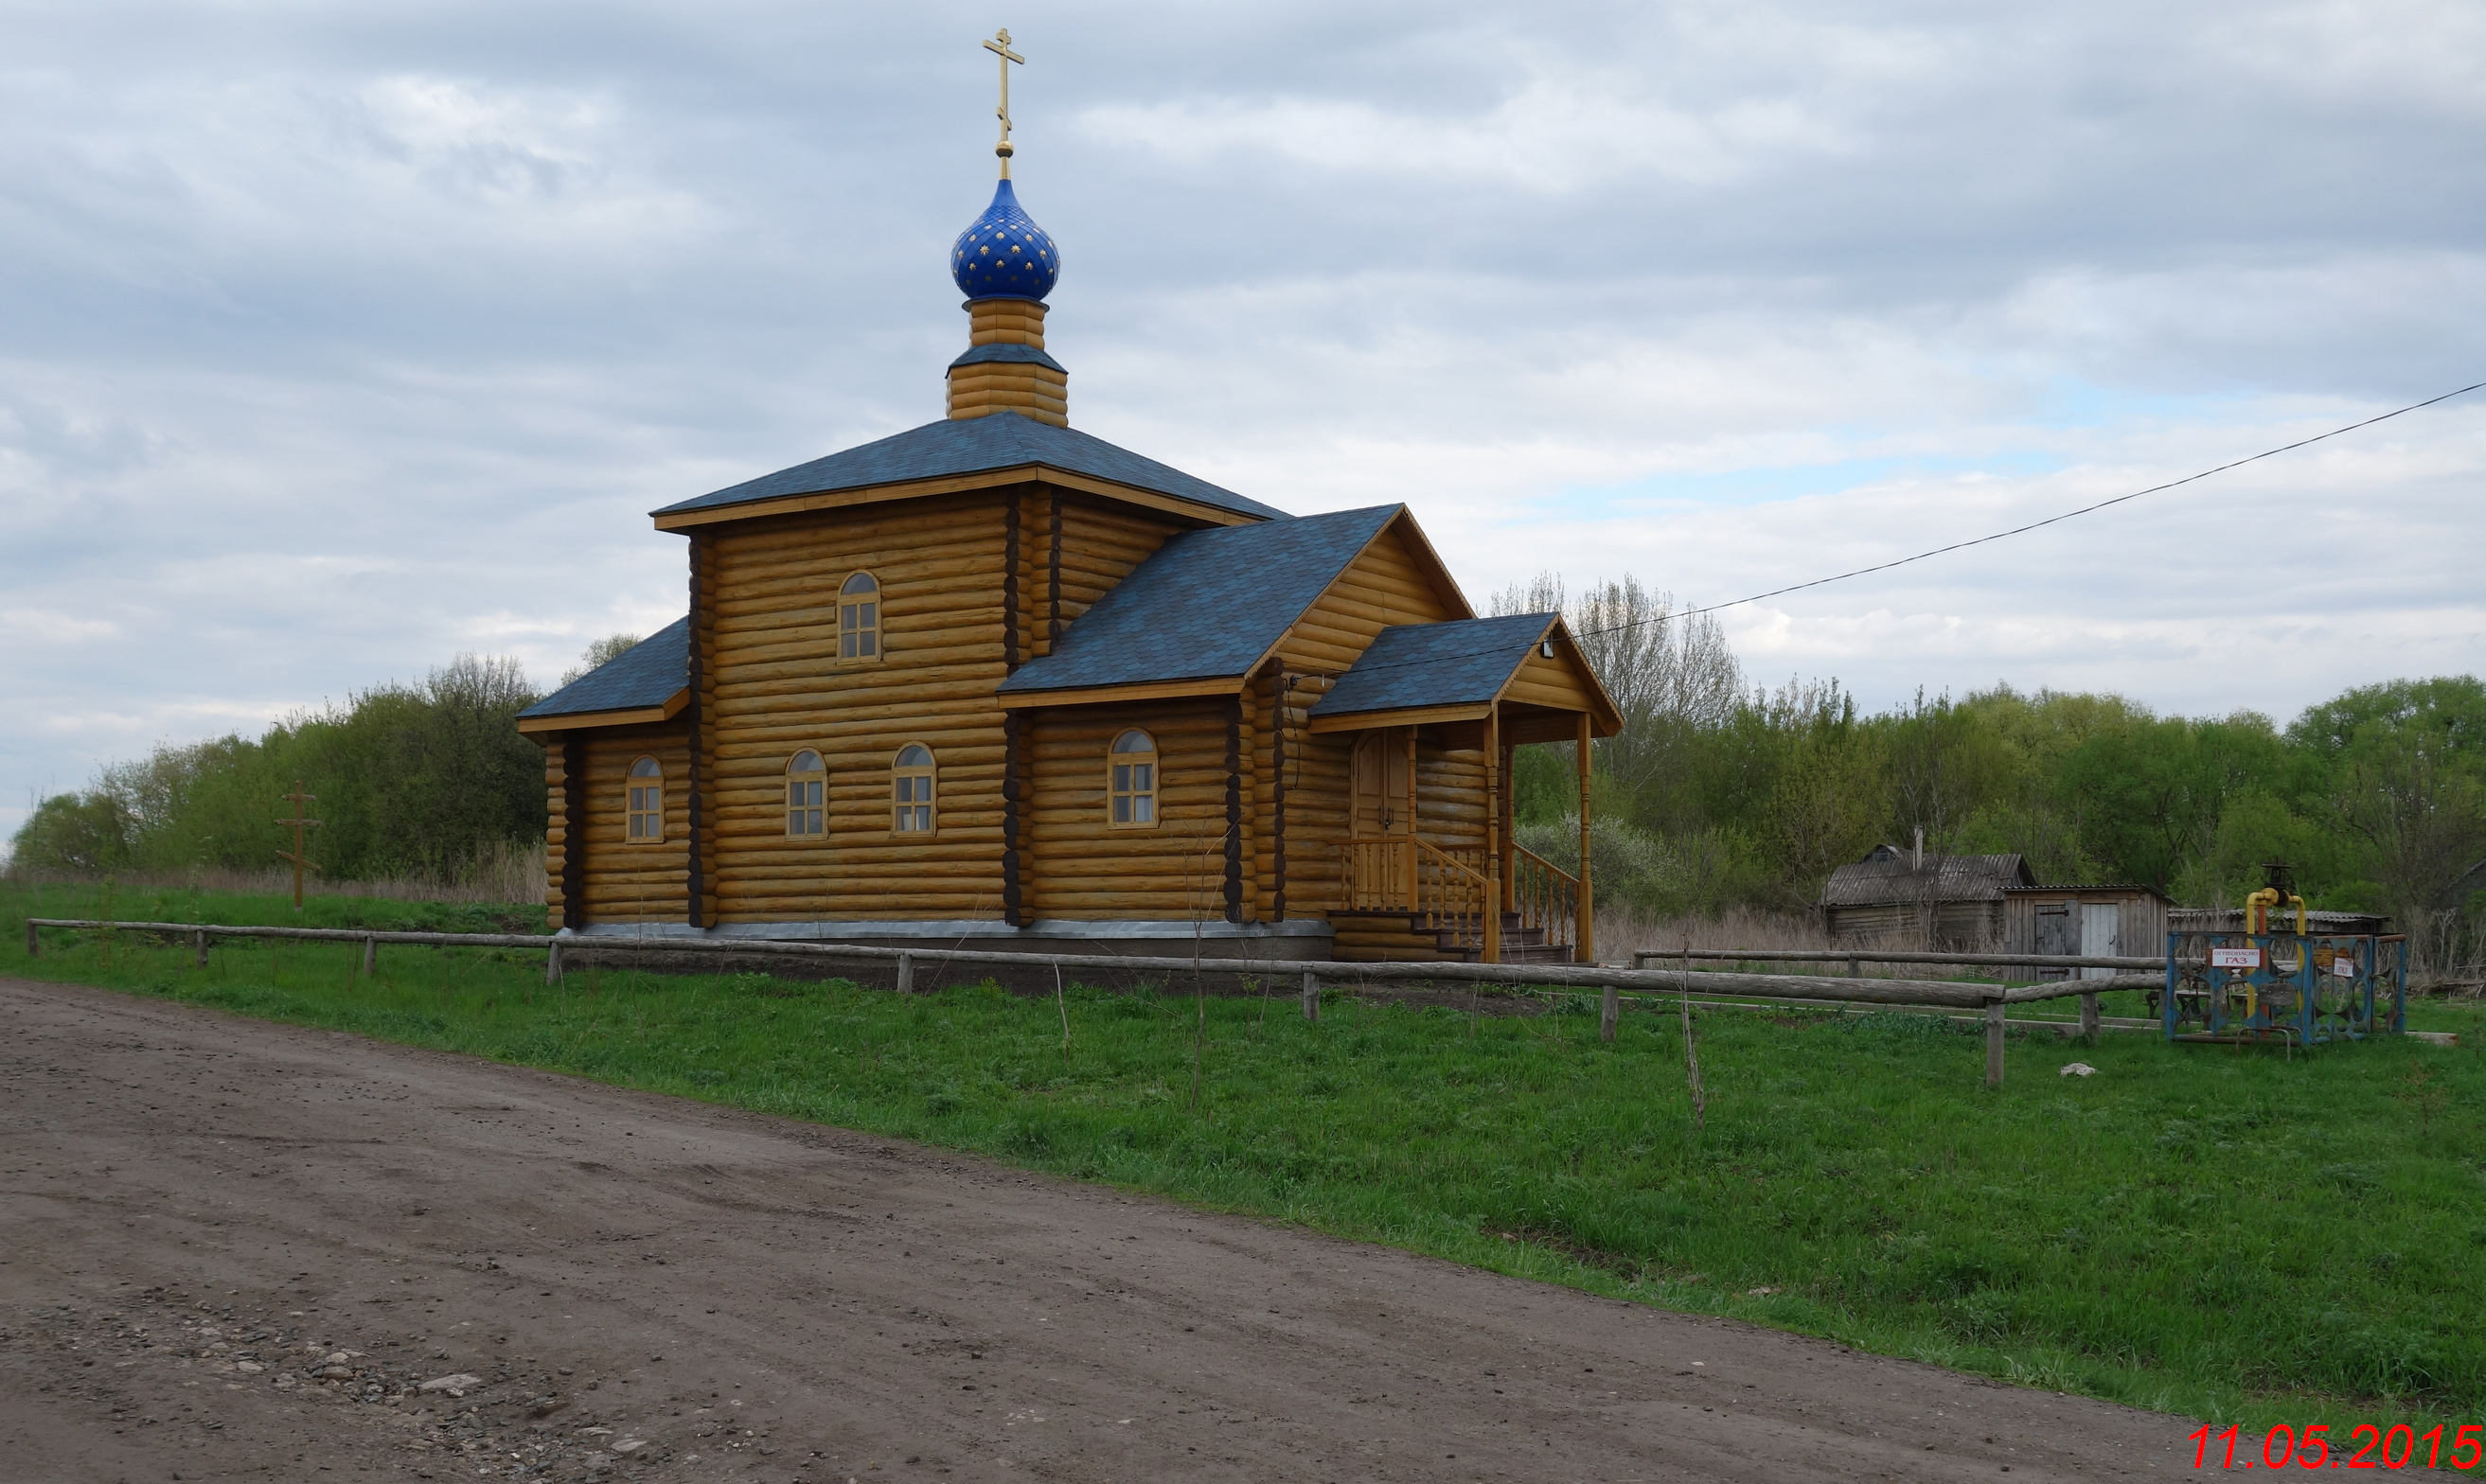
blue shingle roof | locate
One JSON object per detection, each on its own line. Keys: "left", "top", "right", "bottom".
{"left": 1308, "top": 613, "right": 1558, "bottom": 718}
{"left": 518, "top": 618, "right": 690, "bottom": 720}
{"left": 950, "top": 343, "right": 1066, "bottom": 373}
{"left": 998, "top": 506, "right": 1405, "bottom": 695}
{"left": 653, "top": 416, "right": 1284, "bottom": 523}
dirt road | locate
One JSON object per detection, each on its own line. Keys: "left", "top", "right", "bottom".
{"left": 0, "top": 977, "right": 2200, "bottom": 1481}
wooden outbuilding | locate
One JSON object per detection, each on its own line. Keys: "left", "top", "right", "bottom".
{"left": 1820, "top": 845, "right": 2035, "bottom": 948}
{"left": 515, "top": 146, "right": 1620, "bottom": 964}
{"left": 2002, "top": 884, "right": 2172, "bottom": 979}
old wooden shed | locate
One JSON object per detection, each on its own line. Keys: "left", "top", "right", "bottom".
{"left": 2003, "top": 884, "right": 2172, "bottom": 979}
{"left": 1820, "top": 845, "right": 2036, "bottom": 947}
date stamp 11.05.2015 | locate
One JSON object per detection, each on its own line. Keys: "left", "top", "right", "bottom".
{"left": 2192, "top": 1422, "right": 2482, "bottom": 1471}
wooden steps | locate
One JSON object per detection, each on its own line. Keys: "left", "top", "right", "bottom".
{"left": 1331, "top": 910, "right": 1578, "bottom": 965}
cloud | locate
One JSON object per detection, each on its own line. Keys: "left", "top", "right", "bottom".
{"left": 0, "top": 0, "right": 2481, "bottom": 828}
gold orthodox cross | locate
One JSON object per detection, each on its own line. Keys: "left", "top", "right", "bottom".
{"left": 273, "top": 779, "right": 322, "bottom": 912}
{"left": 984, "top": 28, "right": 1024, "bottom": 174}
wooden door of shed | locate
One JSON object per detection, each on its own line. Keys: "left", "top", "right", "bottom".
{"left": 2033, "top": 901, "right": 2075, "bottom": 980}
{"left": 2079, "top": 901, "right": 2121, "bottom": 981}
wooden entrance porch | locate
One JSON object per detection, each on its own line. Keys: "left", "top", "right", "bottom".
{"left": 1323, "top": 707, "right": 1597, "bottom": 965}
{"left": 1304, "top": 610, "right": 1623, "bottom": 966}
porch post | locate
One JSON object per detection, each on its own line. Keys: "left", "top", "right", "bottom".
{"left": 1500, "top": 733, "right": 1517, "bottom": 911}
{"left": 1483, "top": 705, "right": 1502, "bottom": 963}
{"left": 1403, "top": 725, "right": 1418, "bottom": 906}
{"left": 1576, "top": 711, "right": 1594, "bottom": 965}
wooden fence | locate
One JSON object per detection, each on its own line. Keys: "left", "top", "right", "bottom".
{"left": 26, "top": 917, "right": 2182, "bottom": 1089}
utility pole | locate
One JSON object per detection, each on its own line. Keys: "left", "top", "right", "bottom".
{"left": 275, "top": 781, "right": 322, "bottom": 912}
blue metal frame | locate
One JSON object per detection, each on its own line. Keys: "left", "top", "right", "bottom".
{"left": 2162, "top": 931, "right": 2406, "bottom": 1045}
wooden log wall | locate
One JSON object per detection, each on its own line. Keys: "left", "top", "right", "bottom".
{"left": 1262, "top": 517, "right": 1465, "bottom": 918}
{"left": 571, "top": 724, "right": 692, "bottom": 924}
{"left": 1414, "top": 738, "right": 1488, "bottom": 855}
{"left": 553, "top": 737, "right": 587, "bottom": 928}
{"left": 543, "top": 741, "right": 571, "bottom": 927}
{"left": 689, "top": 533, "right": 719, "bottom": 925}
{"left": 1024, "top": 700, "right": 1249, "bottom": 920}
{"left": 1050, "top": 495, "right": 1182, "bottom": 647}
{"left": 703, "top": 491, "right": 1016, "bottom": 922}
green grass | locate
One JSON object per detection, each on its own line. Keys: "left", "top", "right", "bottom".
{"left": 9, "top": 880, "right": 2484, "bottom": 1437}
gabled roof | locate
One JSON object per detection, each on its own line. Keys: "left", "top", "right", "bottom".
{"left": 1820, "top": 848, "right": 2036, "bottom": 909}
{"left": 650, "top": 415, "right": 1285, "bottom": 528}
{"left": 1302, "top": 612, "right": 1624, "bottom": 741}
{"left": 1310, "top": 612, "right": 1565, "bottom": 718}
{"left": 516, "top": 618, "right": 690, "bottom": 731}
{"left": 997, "top": 505, "right": 1405, "bottom": 699}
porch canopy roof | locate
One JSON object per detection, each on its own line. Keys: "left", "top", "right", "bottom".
{"left": 1307, "top": 612, "right": 1621, "bottom": 745}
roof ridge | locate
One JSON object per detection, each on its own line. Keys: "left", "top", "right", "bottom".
{"left": 651, "top": 415, "right": 1286, "bottom": 522}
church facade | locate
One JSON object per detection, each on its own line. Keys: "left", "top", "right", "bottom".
{"left": 517, "top": 114, "right": 1617, "bottom": 964}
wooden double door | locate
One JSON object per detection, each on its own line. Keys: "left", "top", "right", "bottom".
{"left": 1351, "top": 728, "right": 1415, "bottom": 839}
{"left": 1344, "top": 729, "right": 1417, "bottom": 910}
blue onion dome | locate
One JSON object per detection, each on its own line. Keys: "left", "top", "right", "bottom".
{"left": 950, "top": 178, "right": 1059, "bottom": 302}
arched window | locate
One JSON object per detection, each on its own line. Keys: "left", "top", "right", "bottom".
{"left": 1109, "top": 729, "right": 1158, "bottom": 827}
{"left": 892, "top": 744, "right": 935, "bottom": 833}
{"left": 626, "top": 756, "right": 664, "bottom": 842}
{"left": 786, "top": 750, "right": 826, "bottom": 838}
{"left": 839, "top": 572, "right": 880, "bottom": 660}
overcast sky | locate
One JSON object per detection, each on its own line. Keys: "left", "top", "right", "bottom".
{"left": 5, "top": 0, "right": 2483, "bottom": 836}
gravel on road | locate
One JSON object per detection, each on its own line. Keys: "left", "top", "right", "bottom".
{"left": 0, "top": 976, "right": 2200, "bottom": 1481}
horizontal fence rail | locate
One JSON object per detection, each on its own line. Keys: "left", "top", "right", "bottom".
{"left": 43, "top": 917, "right": 2405, "bottom": 1086}
{"left": 27, "top": 918, "right": 2145, "bottom": 1005}
{"left": 1633, "top": 946, "right": 2167, "bottom": 972}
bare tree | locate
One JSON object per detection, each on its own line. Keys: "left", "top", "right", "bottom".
{"left": 559, "top": 634, "right": 643, "bottom": 688}
{"left": 1492, "top": 572, "right": 1744, "bottom": 805}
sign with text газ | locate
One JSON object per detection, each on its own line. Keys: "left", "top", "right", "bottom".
{"left": 2210, "top": 946, "right": 2264, "bottom": 970}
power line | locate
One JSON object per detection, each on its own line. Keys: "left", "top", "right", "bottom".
{"left": 1645, "top": 377, "right": 2486, "bottom": 631}
{"left": 1297, "top": 376, "right": 2486, "bottom": 684}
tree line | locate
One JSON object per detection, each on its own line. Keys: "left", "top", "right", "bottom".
{"left": 1498, "top": 574, "right": 2486, "bottom": 945}
{"left": 10, "top": 655, "right": 556, "bottom": 884}
{"left": 11, "top": 608, "right": 2485, "bottom": 948}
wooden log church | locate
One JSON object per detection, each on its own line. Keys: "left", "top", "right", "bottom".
{"left": 517, "top": 37, "right": 1620, "bottom": 963}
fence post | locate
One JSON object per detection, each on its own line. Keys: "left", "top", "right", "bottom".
{"left": 544, "top": 941, "right": 563, "bottom": 986}
{"left": 1301, "top": 971, "right": 1320, "bottom": 1021}
{"left": 1847, "top": 955, "right": 1859, "bottom": 979}
{"left": 194, "top": 929, "right": 208, "bottom": 967}
{"left": 1985, "top": 998, "right": 2005, "bottom": 1088}
{"left": 897, "top": 951, "right": 915, "bottom": 995}
{"left": 25, "top": 921, "right": 38, "bottom": 957}
{"left": 363, "top": 935, "right": 377, "bottom": 977}
{"left": 1600, "top": 983, "right": 1618, "bottom": 1042}
{"left": 2079, "top": 991, "right": 2100, "bottom": 1044}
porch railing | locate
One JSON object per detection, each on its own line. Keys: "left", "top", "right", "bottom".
{"left": 1343, "top": 836, "right": 1490, "bottom": 943}
{"left": 1415, "top": 839, "right": 1491, "bottom": 945}
{"left": 1511, "top": 843, "right": 1580, "bottom": 955}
